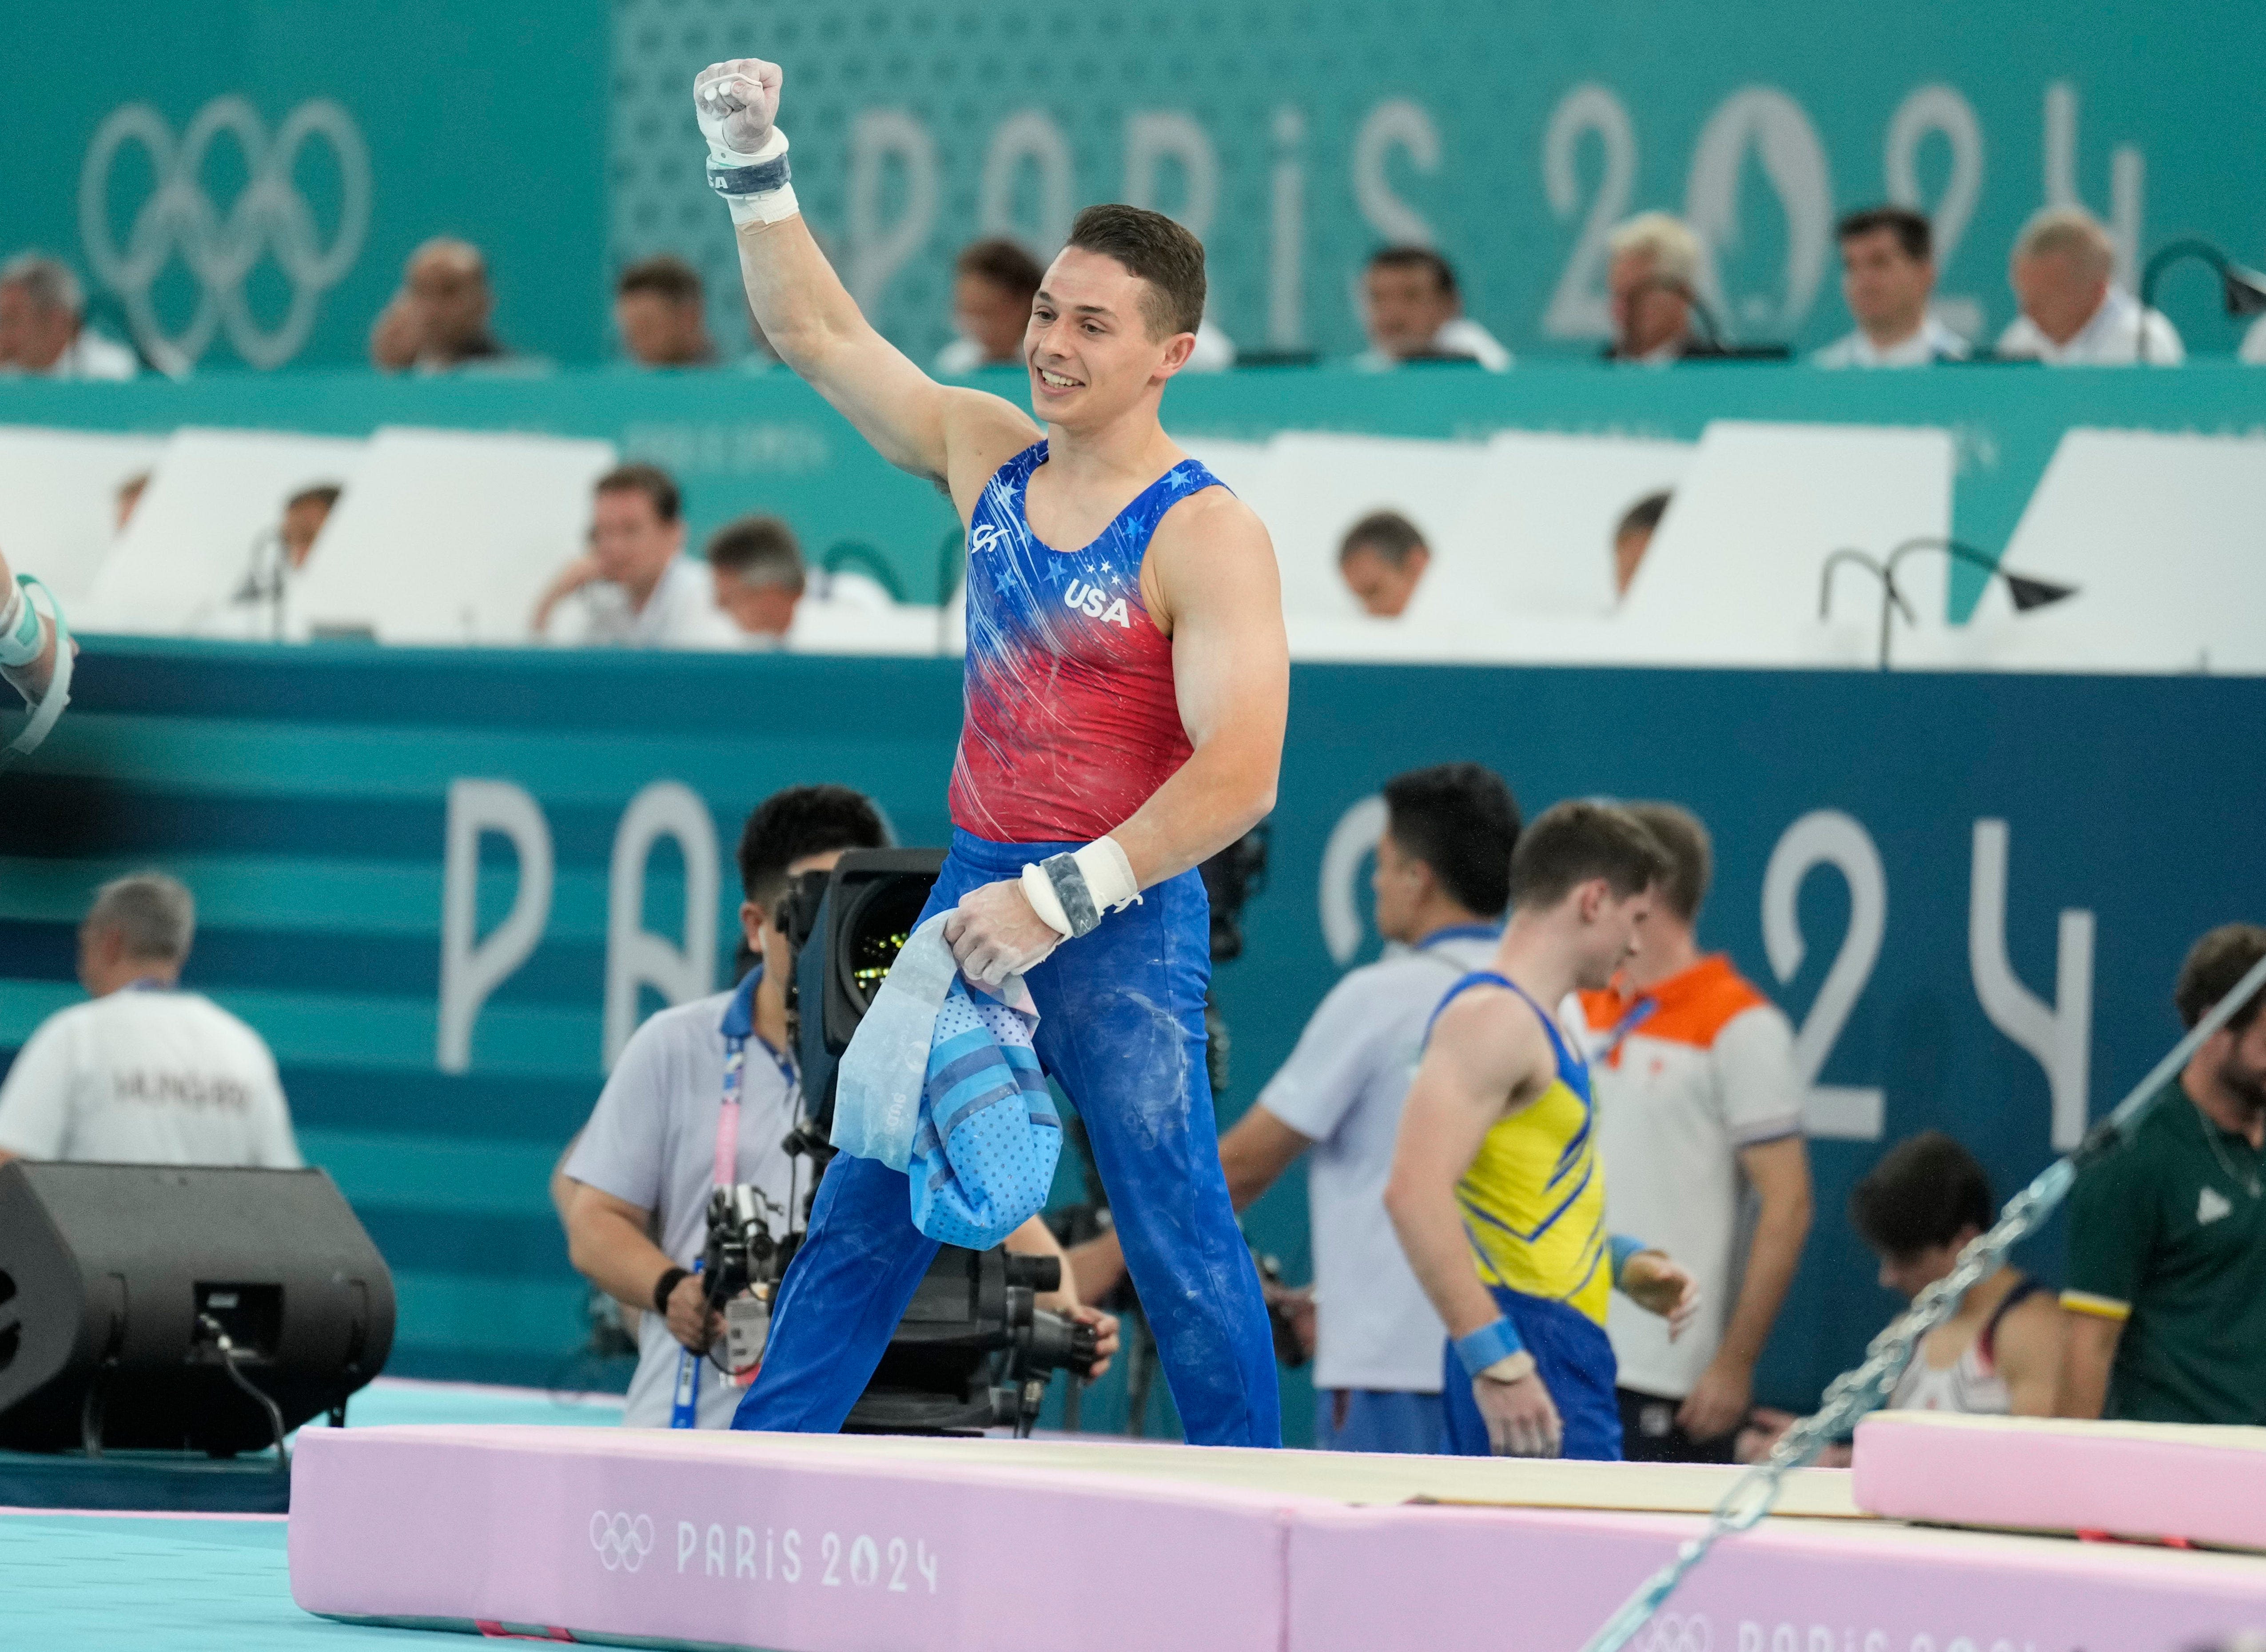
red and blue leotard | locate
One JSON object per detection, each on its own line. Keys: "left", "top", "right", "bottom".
{"left": 948, "top": 440, "right": 1218, "bottom": 842}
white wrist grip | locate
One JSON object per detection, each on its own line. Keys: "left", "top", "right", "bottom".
{"left": 707, "top": 126, "right": 799, "bottom": 226}
{"left": 1020, "top": 836, "right": 1141, "bottom": 940}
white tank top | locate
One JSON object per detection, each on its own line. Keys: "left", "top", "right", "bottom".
{"left": 1886, "top": 1276, "right": 2045, "bottom": 1415}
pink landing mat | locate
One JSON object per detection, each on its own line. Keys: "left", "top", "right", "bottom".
{"left": 1853, "top": 1410, "right": 2266, "bottom": 1551}
{"left": 290, "top": 1425, "right": 2266, "bottom": 1652}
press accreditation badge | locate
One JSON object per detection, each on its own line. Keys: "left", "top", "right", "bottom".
{"left": 724, "top": 1294, "right": 771, "bottom": 1382}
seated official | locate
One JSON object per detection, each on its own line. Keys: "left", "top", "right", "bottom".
{"left": 1812, "top": 207, "right": 1970, "bottom": 367}
{"left": 0, "top": 252, "right": 137, "bottom": 380}
{"left": 706, "top": 514, "right": 806, "bottom": 643}
{"left": 204, "top": 483, "right": 342, "bottom": 640}
{"left": 1611, "top": 491, "right": 1669, "bottom": 601}
{"left": 1996, "top": 207, "right": 2182, "bottom": 366}
{"left": 1337, "top": 511, "right": 1431, "bottom": 618}
{"left": 531, "top": 463, "right": 737, "bottom": 648}
{"left": 1604, "top": 214, "right": 1724, "bottom": 364}
{"left": 559, "top": 785, "right": 1118, "bottom": 1428}
{"left": 2060, "top": 923, "right": 2266, "bottom": 1425}
{"left": 0, "top": 874, "right": 301, "bottom": 1169}
{"left": 368, "top": 238, "right": 532, "bottom": 374}
{"left": 1355, "top": 247, "right": 1510, "bottom": 371}
{"left": 1852, "top": 1131, "right": 2059, "bottom": 1416}
{"left": 616, "top": 255, "right": 721, "bottom": 368}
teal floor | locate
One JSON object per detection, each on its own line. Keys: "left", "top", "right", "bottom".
{"left": 1, "top": 1378, "right": 622, "bottom": 1649}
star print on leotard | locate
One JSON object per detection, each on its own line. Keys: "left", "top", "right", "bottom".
{"left": 948, "top": 441, "right": 1225, "bottom": 843}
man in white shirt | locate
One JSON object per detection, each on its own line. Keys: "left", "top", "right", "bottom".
{"left": 560, "top": 786, "right": 1115, "bottom": 1428}
{"left": 1996, "top": 207, "right": 2183, "bottom": 365}
{"left": 1813, "top": 207, "right": 1970, "bottom": 367}
{"left": 0, "top": 253, "right": 138, "bottom": 380}
{"left": 0, "top": 875, "right": 300, "bottom": 1169}
{"left": 2244, "top": 317, "right": 2266, "bottom": 365}
{"left": 1572, "top": 804, "right": 1812, "bottom": 1462}
{"left": 1069, "top": 764, "right": 1520, "bottom": 1452}
{"left": 1355, "top": 248, "right": 1511, "bottom": 372}
{"left": 531, "top": 463, "right": 738, "bottom": 648}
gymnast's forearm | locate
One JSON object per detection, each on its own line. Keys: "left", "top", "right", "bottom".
{"left": 0, "top": 554, "right": 56, "bottom": 705}
{"left": 1109, "top": 730, "right": 1279, "bottom": 889}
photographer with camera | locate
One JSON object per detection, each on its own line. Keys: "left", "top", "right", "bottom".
{"left": 561, "top": 784, "right": 1116, "bottom": 1428}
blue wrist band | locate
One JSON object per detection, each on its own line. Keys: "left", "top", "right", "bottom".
{"left": 706, "top": 154, "right": 793, "bottom": 197}
{"left": 1609, "top": 1234, "right": 1646, "bottom": 1286}
{"left": 1454, "top": 1317, "right": 1526, "bottom": 1378}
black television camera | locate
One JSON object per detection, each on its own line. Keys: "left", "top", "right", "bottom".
{"left": 703, "top": 847, "right": 1099, "bottom": 1436}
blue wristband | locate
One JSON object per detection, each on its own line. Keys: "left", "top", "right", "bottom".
{"left": 1454, "top": 1317, "right": 1526, "bottom": 1379}
{"left": 1609, "top": 1234, "right": 1646, "bottom": 1286}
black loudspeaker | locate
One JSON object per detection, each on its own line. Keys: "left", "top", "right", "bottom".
{"left": 0, "top": 1162, "right": 394, "bottom": 1455}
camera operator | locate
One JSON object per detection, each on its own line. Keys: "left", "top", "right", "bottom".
{"left": 560, "top": 784, "right": 1115, "bottom": 1427}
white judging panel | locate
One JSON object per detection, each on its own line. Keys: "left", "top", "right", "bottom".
{"left": 0, "top": 425, "right": 165, "bottom": 609}
{"left": 81, "top": 426, "right": 364, "bottom": 637}
{"left": 1227, "top": 432, "right": 1493, "bottom": 620}
{"left": 1918, "top": 429, "right": 2266, "bottom": 675}
{"left": 293, "top": 426, "right": 617, "bottom": 643}
{"left": 1421, "top": 430, "right": 1692, "bottom": 621}
{"left": 1617, "top": 420, "right": 1954, "bottom": 666}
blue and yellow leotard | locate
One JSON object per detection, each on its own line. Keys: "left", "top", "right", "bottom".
{"left": 1428, "top": 970, "right": 1624, "bottom": 1459}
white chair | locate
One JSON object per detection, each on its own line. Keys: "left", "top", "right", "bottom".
{"left": 81, "top": 428, "right": 365, "bottom": 637}
{"left": 1916, "top": 429, "right": 2266, "bottom": 675}
{"left": 292, "top": 427, "right": 617, "bottom": 644}
{"left": 1617, "top": 420, "right": 1955, "bottom": 667}
{"left": 0, "top": 426, "right": 165, "bottom": 610}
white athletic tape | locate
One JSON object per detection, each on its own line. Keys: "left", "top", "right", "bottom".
{"left": 1, "top": 576, "right": 72, "bottom": 770}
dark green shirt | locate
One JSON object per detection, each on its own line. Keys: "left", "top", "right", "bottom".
{"left": 2063, "top": 1079, "right": 2266, "bottom": 1424}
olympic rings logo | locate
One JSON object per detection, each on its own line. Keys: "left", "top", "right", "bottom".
{"left": 1633, "top": 1612, "right": 1714, "bottom": 1652}
{"left": 588, "top": 1510, "right": 656, "bottom": 1572}
{"left": 77, "top": 96, "right": 370, "bottom": 370}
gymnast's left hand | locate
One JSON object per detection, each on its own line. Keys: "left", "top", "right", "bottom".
{"left": 1619, "top": 1250, "right": 1702, "bottom": 1339}
{"left": 944, "top": 878, "right": 1061, "bottom": 989}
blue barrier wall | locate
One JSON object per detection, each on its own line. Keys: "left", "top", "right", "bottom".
{"left": 4, "top": 362, "right": 2262, "bottom": 616}
{"left": 4, "top": 640, "right": 2262, "bottom": 1440}
{"left": 7, "top": 1, "right": 2266, "bottom": 369}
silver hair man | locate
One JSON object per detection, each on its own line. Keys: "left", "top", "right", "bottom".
{"left": 84, "top": 873, "right": 197, "bottom": 970}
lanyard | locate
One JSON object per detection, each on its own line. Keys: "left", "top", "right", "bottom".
{"left": 673, "top": 968, "right": 794, "bottom": 1429}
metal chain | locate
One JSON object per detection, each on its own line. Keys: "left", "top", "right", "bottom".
{"left": 1580, "top": 950, "right": 2266, "bottom": 1652}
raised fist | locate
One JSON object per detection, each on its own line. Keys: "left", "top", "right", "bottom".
{"left": 693, "top": 58, "right": 784, "bottom": 159}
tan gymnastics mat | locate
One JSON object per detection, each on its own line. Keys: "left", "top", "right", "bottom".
{"left": 687, "top": 1430, "right": 1867, "bottom": 1518}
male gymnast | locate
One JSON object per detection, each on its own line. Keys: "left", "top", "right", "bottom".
{"left": 692, "top": 56, "right": 1287, "bottom": 1446}
{"left": 1386, "top": 801, "right": 1700, "bottom": 1458}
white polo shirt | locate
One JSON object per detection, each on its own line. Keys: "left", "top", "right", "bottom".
{"left": 563, "top": 976, "right": 802, "bottom": 1429}
{"left": 1573, "top": 955, "right": 1803, "bottom": 1400}
{"left": 572, "top": 556, "right": 740, "bottom": 649}
{"left": 0, "top": 985, "right": 301, "bottom": 1167}
{"left": 1995, "top": 286, "right": 2184, "bottom": 365}
{"left": 1258, "top": 924, "right": 1500, "bottom": 1393}
{"left": 1812, "top": 314, "right": 1971, "bottom": 367}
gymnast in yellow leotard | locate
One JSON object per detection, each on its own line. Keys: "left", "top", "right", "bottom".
{"left": 1386, "top": 800, "right": 1700, "bottom": 1460}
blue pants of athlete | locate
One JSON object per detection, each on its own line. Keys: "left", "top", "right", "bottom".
{"left": 1315, "top": 1389, "right": 1445, "bottom": 1455}
{"left": 734, "top": 828, "right": 1281, "bottom": 1447}
{"left": 1439, "top": 1285, "right": 1624, "bottom": 1461}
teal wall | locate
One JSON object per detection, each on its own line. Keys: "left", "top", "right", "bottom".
{"left": 5, "top": 643, "right": 2263, "bottom": 1443}
{"left": 3, "top": 362, "right": 2260, "bottom": 614}
{"left": 8, "top": 1, "right": 2266, "bottom": 369}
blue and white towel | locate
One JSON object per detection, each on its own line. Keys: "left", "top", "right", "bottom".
{"left": 832, "top": 915, "right": 1061, "bottom": 1249}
